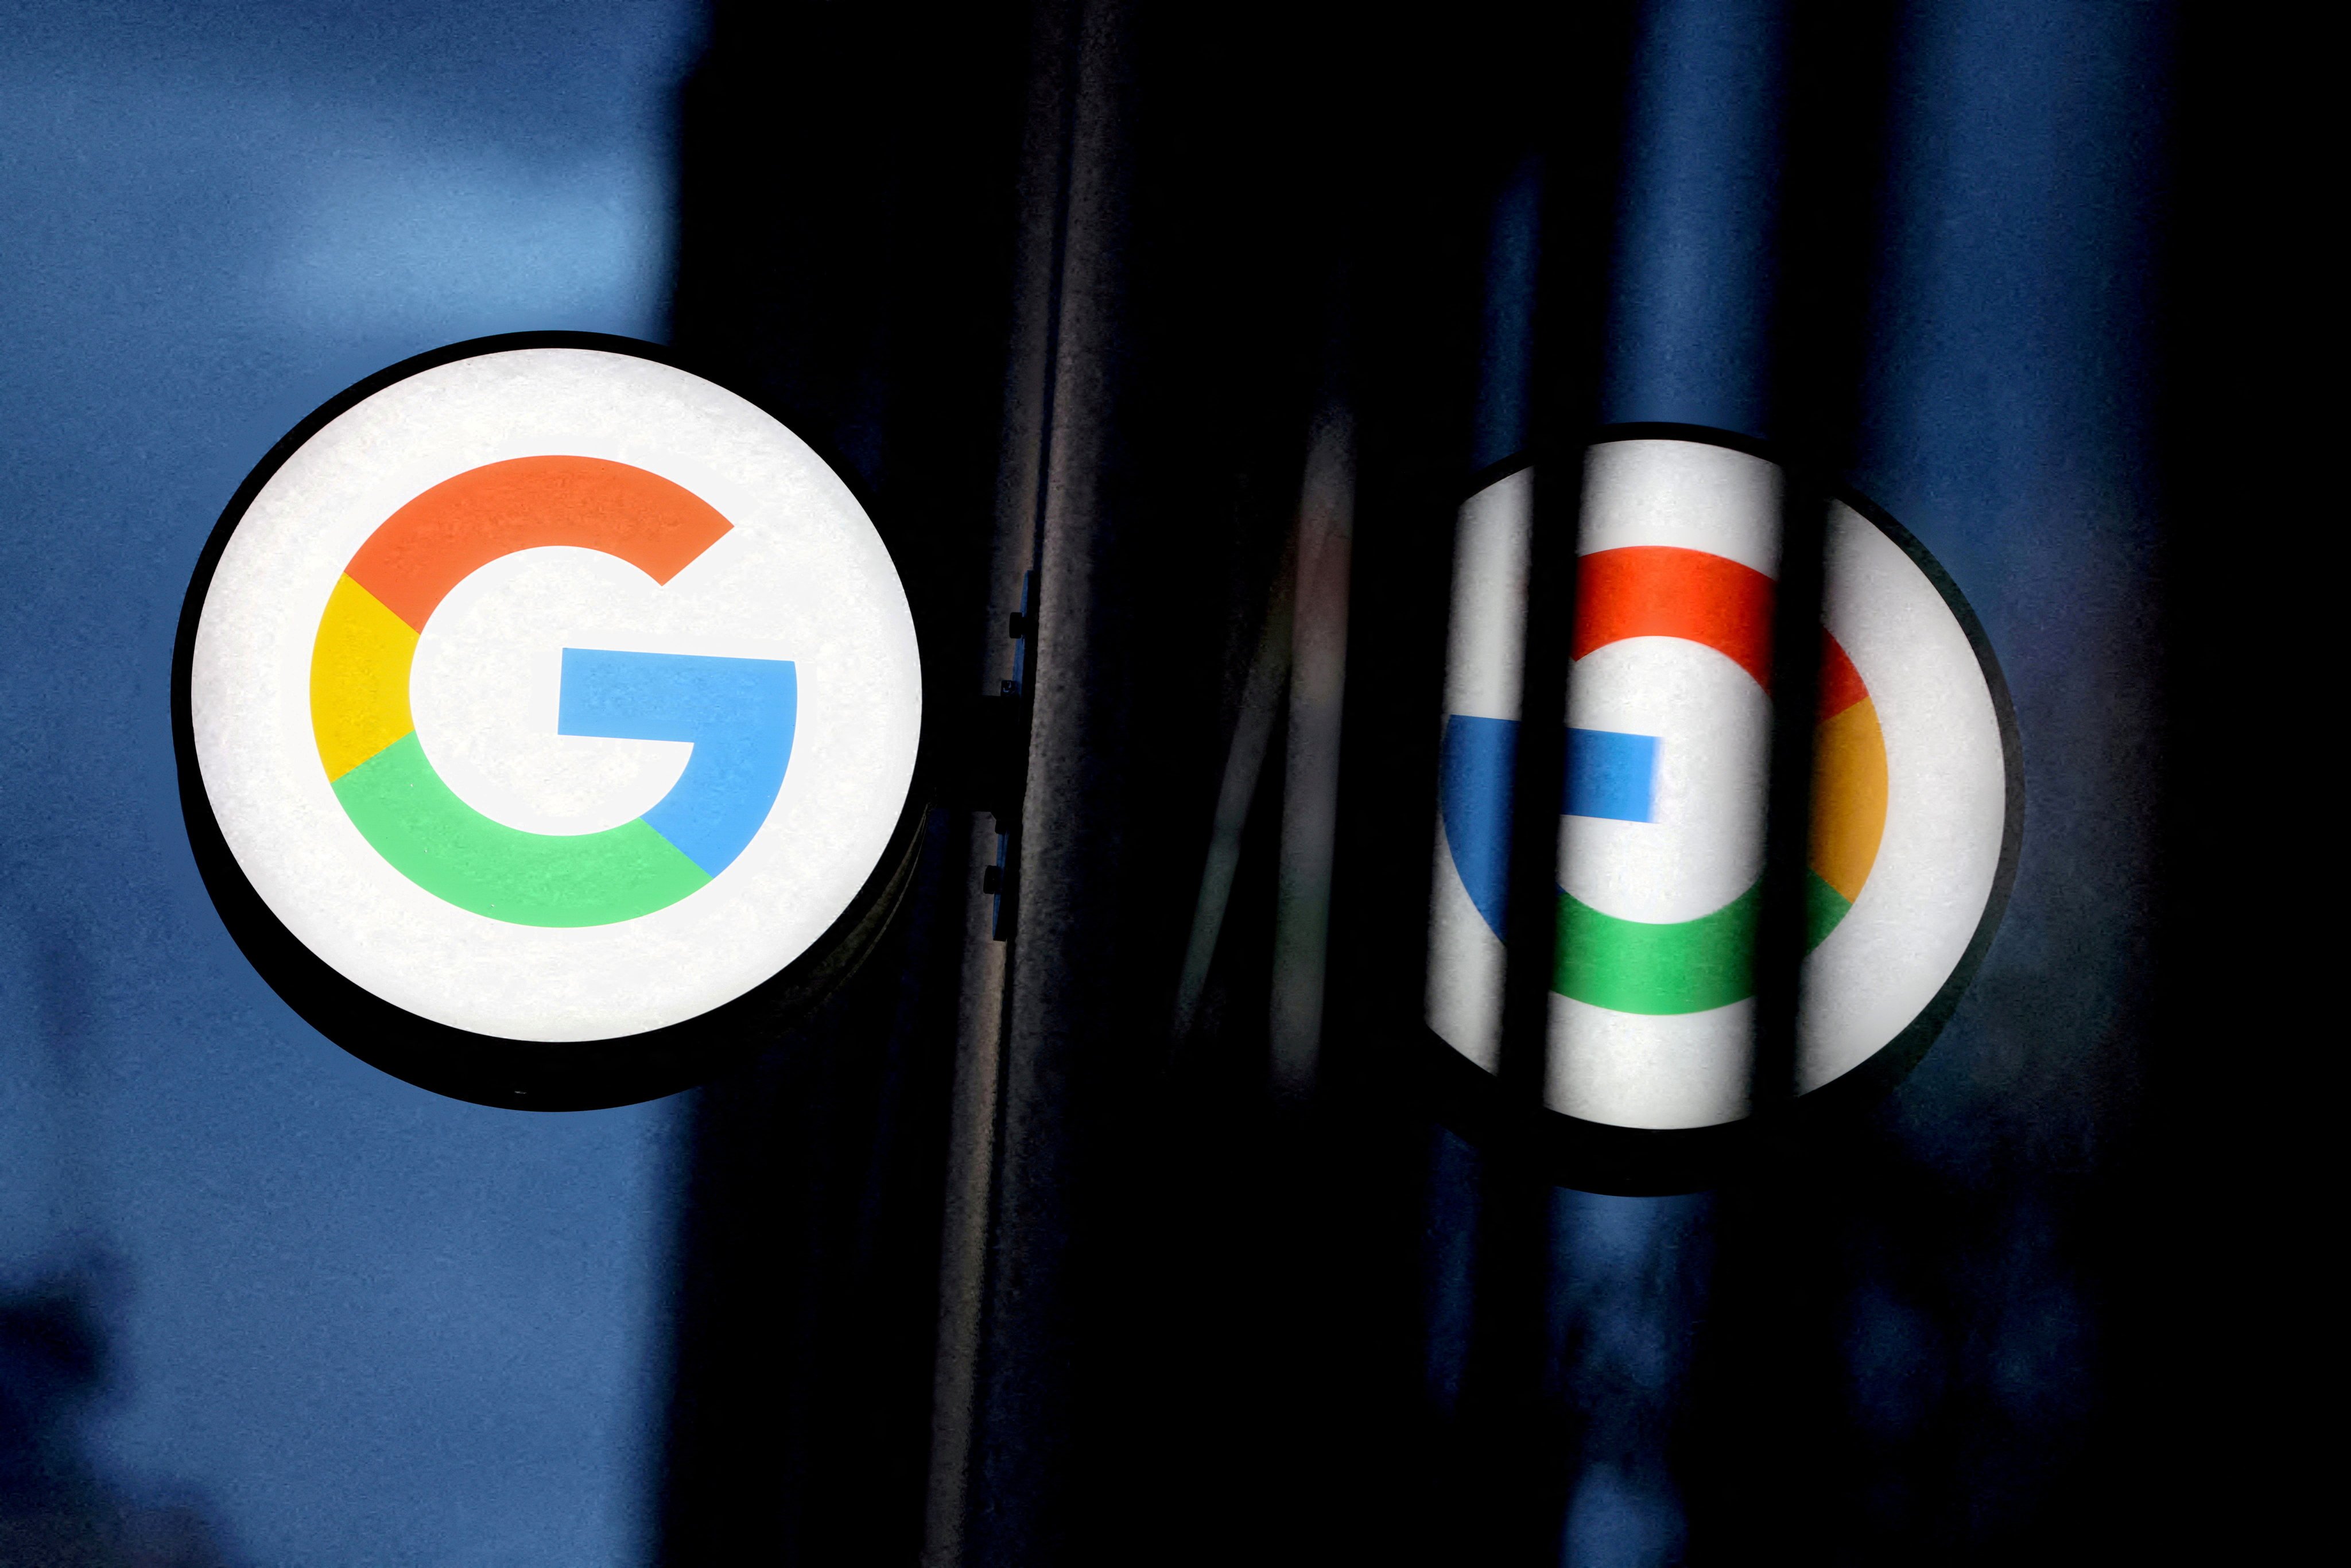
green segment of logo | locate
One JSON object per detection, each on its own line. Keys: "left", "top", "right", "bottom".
{"left": 1553, "top": 872, "right": 1851, "bottom": 1015}
{"left": 332, "top": 732, "right": 711, "bottom": 927}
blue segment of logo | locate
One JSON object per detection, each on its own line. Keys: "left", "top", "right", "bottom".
{"left": 557, "top": 648, "right": 797, "bottom": 877}
{"left": 1440, "top": 715, "right": 1519, "bottom": 938}
{"left": 1564, "top": 727, "right": 1657, "bottom": 823}
{"left": 1438, "top": 715, "right": 1661, "bottom": 940}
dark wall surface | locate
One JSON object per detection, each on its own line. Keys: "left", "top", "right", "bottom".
{"left": 654, "top": 2, "right": 2305, "bottom": 1566}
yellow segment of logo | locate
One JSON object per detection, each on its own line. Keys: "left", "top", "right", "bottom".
{"left": 309, "top": 574, "right": 418, "bottom": 782}
{"left": 1809, "top": 694, "right": 1890, "bottom": 905}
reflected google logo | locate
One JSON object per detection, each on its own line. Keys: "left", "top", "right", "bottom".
{"left": 1440, "top": 543, "right": 1889, "bottom": 1015}
{"left": 1424, "top": 433, "right": 2018, "bottom": 1161}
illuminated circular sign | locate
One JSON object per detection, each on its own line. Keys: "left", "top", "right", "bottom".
{"left": 175, "top": 335, "right": 925, "bottom": 1108}
{"left": 1425, "top": 429, "right": 2019, "bottom": 1190}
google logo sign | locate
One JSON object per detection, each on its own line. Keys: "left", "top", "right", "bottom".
{"left": 177, "top": 338, "right": 924, "bottom": 1107}
{"left": 312, "top": 455, "right": 795, "bottom": 926}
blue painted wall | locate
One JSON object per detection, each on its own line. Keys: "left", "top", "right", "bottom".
{"left": 1, "top": 5, "right": 703, "bottom": 1563}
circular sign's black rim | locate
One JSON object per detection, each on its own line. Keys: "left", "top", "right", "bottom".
{"left": 172, "top": 331, "right": 933, "bottom": 1111}
{"left": 1409, "top": 422, "right": 2025, "bottom": 1196}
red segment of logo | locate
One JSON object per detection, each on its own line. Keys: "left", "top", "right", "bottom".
{"left": 344, "top": 456, "right": 734, "bottom": 632}
{"left": 1574, "top": 545, "right": 1865, "bottom": 720}
{"left": 1815, "top": 635, "right": 1867, "bottom": 721}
